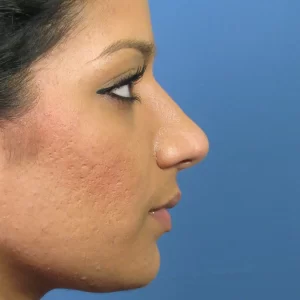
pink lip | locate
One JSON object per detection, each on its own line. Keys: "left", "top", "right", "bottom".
{"left": 149, "top": 191, "right": 182, "bottom": 231}
{"left": 149, "top": 208, "right": 172, "bottom": 231}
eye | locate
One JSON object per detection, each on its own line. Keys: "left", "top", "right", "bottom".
{"left": 110, "top": 84, "right": 132, "bottom": 99}
{"left": 96, "top": 65, "right": 146, "bottom": 103}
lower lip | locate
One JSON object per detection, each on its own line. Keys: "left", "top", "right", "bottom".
{"left": 149, "top": 208, "right": 172, "bottom": 231}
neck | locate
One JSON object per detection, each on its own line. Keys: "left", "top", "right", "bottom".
{"left": 0, "top": 254, "right": 52, "bottom": 300}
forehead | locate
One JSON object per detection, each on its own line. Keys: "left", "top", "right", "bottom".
{"left": 34, "top": 0, "right": 155, "bottom": 78}
{"left": 79, "top": 0, "right": 154, "bottom": 46}
{"left": 34, "top": 0, "right": 154, "bottom": 89}
{"left": 39, "top": 0, "right": 154, "bottom": 70}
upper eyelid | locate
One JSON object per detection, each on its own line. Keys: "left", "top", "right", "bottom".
{"left": 96, "top": 71, "right": 144, "bottom": 95}
{"left": 102, "top": 66, "right": 146, "bottom": 90}
{"left": 104, "top": 68, "right": 139, "bottom": 86}
{"left": 108, "top": 74, "right": 140, "bottom": 90}
{"left": 100, "top": 78, "right": 133, "bottom": 93}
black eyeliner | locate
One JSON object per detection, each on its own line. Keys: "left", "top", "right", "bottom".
{"left": 96, "top": 65, "right": 146, "bottom": 102}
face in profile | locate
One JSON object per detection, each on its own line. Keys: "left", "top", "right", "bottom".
{"left": 0, "top": 0, "right": 209, "bottom": 297}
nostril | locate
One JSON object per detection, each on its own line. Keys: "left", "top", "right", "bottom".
{"left": 178, "top": 159, "right": 193, "bottom": 170}
{"left": 181, "top": 159, "right": 191, "bottom": 164}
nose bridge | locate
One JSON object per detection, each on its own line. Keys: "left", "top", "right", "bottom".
{"left": 153, "top": 84, "right": 209, "bottom": 170}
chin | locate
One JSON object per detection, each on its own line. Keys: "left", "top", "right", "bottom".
{"left": 93, "top": 251, "right": 160, "bottom": 293}
{"left": 76, "top": 264, "right": 161, "bottom": 293}
{"left": 61, "top": 244, "right": 161, "bottom": 294}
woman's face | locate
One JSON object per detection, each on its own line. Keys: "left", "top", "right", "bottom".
{"left": 0, "top": 0, "right": 209, "bottom": 294}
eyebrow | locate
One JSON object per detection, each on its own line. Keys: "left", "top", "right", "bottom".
{"left": 90, "top": 39, "right": 157, "bottom": 63}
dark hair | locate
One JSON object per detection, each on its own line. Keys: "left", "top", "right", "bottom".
{"left": 0, "top": 0, "right": 83, "bottom": 123}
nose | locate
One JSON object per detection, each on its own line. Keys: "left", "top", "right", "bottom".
{"left": 153, "top": 88, "right": 209, "bottom": 171}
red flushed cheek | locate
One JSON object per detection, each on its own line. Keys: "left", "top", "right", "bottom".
{"left": 34, "top": 110, "right": 148, "bottom": 231}
{"left": 0, "top": 104, "right": 151, "bottom": 267}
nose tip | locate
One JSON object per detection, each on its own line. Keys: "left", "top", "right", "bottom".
{"left": 154, "top": 124, "right": 209, "bottom": 171}
{"left": 175, "top": 128, "right": 209, "bottom": 171}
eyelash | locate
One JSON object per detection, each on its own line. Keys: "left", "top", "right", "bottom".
{"left": 96, "top": 65, "right": 146, "bottom": 103}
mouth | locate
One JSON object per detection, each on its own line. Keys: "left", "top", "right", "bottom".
{"left": 149, "top": 191, "right": 182, "bottom": 231}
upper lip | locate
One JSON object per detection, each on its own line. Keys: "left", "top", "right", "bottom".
{"left": 150, "top": 191, "right": 182, "bottom": 212}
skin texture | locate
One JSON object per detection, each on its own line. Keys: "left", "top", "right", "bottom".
{"left": 0, "top": 0, "right": 209, "bottom": 299}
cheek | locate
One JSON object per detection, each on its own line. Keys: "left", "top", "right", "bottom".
{"left": 36, "top": 112, "right": 149, "bottom": 237}
{"left": 0, "top": 109, "right": 153, "bottom": 275}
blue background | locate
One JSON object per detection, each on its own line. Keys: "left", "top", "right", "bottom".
{"left": 43, "top": 0, "right": 300, "bottom": 299}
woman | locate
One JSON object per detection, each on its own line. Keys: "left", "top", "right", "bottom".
{"left": 0, "top": 0, "right": 209, "bottom": 299}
